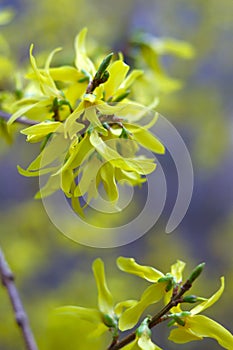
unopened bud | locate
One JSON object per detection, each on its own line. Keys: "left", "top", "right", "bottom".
{"left": 188, "top": 262, "right": 205, "bottom": 283}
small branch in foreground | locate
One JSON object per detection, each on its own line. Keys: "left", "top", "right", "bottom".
{"left": 0, "top": 247, "right": 38, "bottom": 350}
{"left": 108, "top": 263, "right": 205, "bottom": 350}
{"left": 0, "top": 110, "right": 38, "bottom": 126}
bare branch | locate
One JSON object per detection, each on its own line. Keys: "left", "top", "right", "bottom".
{"left": 0, "top": 247, "right": 38, "bottom": 350}
{"left": 0, "top": 110, "right": 38, "bottom": 126}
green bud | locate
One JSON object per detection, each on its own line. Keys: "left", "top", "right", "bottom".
{"left": 158, "top": 273, "right": 173, "bottom": 283}
{"left": 136, "top": 317, "right": 152, "bottom": 337}
{"left": 103, "top": 314, "right": 118, "bottom": 328}
{"left": 87, "top": 125, "right": 94, "bottom": 134}
{"left": 183, "top": 295, "right": 198, "bottom": 303}
{"left": 113, "top": 90, "right": 130, "bottom": 102}
{"left": 78, "top": 76, "right": 90, "bottom": 83}
{"left": 100, "top": 70, "right": 110, "bottom": 84}
{"left": 176, "top": 311, "right": 190, "bottom": 318}
{"left": 95, "top": 52, "right": 113, "bottom": 80}
{"left": 119, "top": 126, "right": 130, "bottom": 139}
{"left": 173, "top": 315, "right": 185, "bottom": 326}
{"left": 167, "top": 311, "right": 190, "bottom": 327}
{"left": 188, "top": 262, "right": 205, "bottom": 284}
{"left": 15, "top": 89, "right": 23, "bottom": 99}
{"left": 40, "top": 133, "right": 52, "bottom": 151}
{"left": 183, "top": 295, "right": 207, "bottom": 303}
{"left": 102, "top": 122, "right": 110, "bottom": 130}
{"left": 158, "top": 273, "right": 175, "bottom": 292}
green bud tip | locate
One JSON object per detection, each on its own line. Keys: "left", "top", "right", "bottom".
{"left": 183, "top": 295, "right": 198, "bottom": 303}
{"left": 103, "top": 314, "right": 118, "bottom": 328}
{"left": 100, "top": 70, "right": 110, "bottom": 83}
{"left": 113, "top": 90, "right": 130, "bottom": 102}
{"left": 189, "top": 262, "right": 205, "bottom": 283}
{"left": 173, "top": 315, "right": 185, "bottom": 326}
{"left": 95, "top": 52, "right": 113, "bottom": 80}
{"left": 99, "top": 52, "right": 114, "bottom": 72}
{"left": 119, "top": 126, "right": 130, "bottom": 139}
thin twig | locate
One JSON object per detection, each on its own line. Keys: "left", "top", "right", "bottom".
{"left": 0, "top": 110, "right": 38, "bottom": 126}
{"left": 0, "top": 247, "right": 38, "bottom": 350}
{"left": 108, "top": 273, "right": 198, "bottom": 350}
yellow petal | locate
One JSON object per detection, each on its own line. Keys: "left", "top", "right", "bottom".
{"left": 21, "top": 121, "right": 63, "bottom": 139}
{"left": 150, "top": 37, "right": 194, "bottom": 59}
{"left": 90, "top": 131, "right": 156, "bottom": 174}
{"left": 191, "top": 277, "right": 224, "bottom": 315}
{"left": 115, "top": 168, "right": 146, "bottom": 186}
{"left": 59, "top": 135, "right": 94, "bottom": 176}
{"left": 99, "top": 162, "right": 119, "bottom": 202}
{"left": 74, "top": 156, "right": 101, "bottom": 199}
{"left": 121, "top": 339, "right": 137, "bottom": 350}
{"left": 119, "top": 70, "right": 143, "bottom": 90}
{"left": 7, "top": 100, "right": 48, "bottom": 126}
{"left": 56, "top": 306, "right": 102, "bottom": 324}
{"left": 187, "top": 315, "right": 233, "bottom": 349}
{"left": 124, "top": 123, "right": 165, "bottom": 154}
{"left": 92, "top": 259, "right": 114, "bottom": 316}
{"left": 17, "top": 165, "right": 57, "bottom": 177}
{"left": 64, "top": 106, "right": 84, "bottom": 138}
{"left": 115, "top": 157, "right": 156, "bottom": 175}
{"left": 49, "top": 66, "right": 84, "bottom": 82}
{"left": 88, "top": 322, "right": 109, "bottom": 338}
{"left": 35, "top": 133, "right": 68, "bottom": 170}
{"left": 170, "top": 260, "right": 186, "bottom": 283}
{"left": 74, "top": 28, "right": 95, "bottom": 76}
{"left": 119, "top": 283, "right": 165, "bottom": 331}
{"left": 71, "top": 192, "right": 84, "bottom": 217}
{"left": 65, "top": 82, "right": 87, "bottom": 107}
{"left": 29, "top": 45, "right": 61, "bottom": 97}
{"left": 35, "top": 174, "right": 60, "bottom": 198}
{"left": 138, "top": 335, "right": 162, "bottom": 350}
{"left": 103, "top": 60, "right": 129, "bottom": 99}
{"left": 117, "top": 257, "right": 164, "bottom": 282}
{"left": 84, "top": 107, "right": 107, "bottom": 135}
{"left": 61, "top": 169, "right": 73, "bottom": 196}
{"left": 114, "top": 300, "right": 138, "bottom": 318}
{"left": 168, "top": 326, "right": 202, "bottom": 343}
{"left": 0, "top": 8, "right": 14, "bottom": 25}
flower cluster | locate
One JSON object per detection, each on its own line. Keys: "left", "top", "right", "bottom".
{"left": 56, "top": 257, "right": 233, "bottom": 349}
{"left": 7, "top": 28, "right": 165, "bottom": 216}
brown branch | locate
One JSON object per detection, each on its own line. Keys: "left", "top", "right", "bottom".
{"left": 108, "top": 263, "right": 205, "bottom": 350}
{"left": 0, "top": 247, "right": 38, "bottom": 350}
{"left": 0, "top": 110, "right": 38, "bottom": 126}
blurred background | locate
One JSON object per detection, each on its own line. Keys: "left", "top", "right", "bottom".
{"left": 0, "top": 0, "right": 233, "bottom": 349}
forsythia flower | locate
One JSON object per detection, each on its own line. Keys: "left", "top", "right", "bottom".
{"left": 117, "top": 257, "right": 233, "bottom": 349}
{"left": 56, "top": 258, "right": 137, "bottom": 337}
{"left": 116, "top": 257, "right": 183, "bottom": 331}
{"left": 56, "top": 258, "right": 233, "bottom": 349}
{"left": 123, "top": 317, "right": 162, "bottom": 350}
{"left": 7, "top": 28, "right": 165, "bottom": 216}
{"left": 168, "top": 276, "right": 233, "bottom": 349}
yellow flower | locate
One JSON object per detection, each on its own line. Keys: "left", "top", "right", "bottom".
{"left": 8, "top": 45, "right": 68, "bottom": 126}
{"left": 10, "top": 28, "right": 165, "bottom": 217}
{"left": 123, "top": 317, "right": 162, "bottom": 350}
{"left": 20, "top": 120, "right": 63, "bottom": 143}
{"left": 56, "top": 259, "right": 137, "bottom": 338}
{"left": 168, "top": 276, "right": 233, "bottom": 349}
{"left": 117, "top": 257, "right": 168, "bottom": 331}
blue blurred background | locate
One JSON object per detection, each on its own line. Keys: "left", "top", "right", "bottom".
{"left": 0, "top": 1, "right": 233, "bottom": 349}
